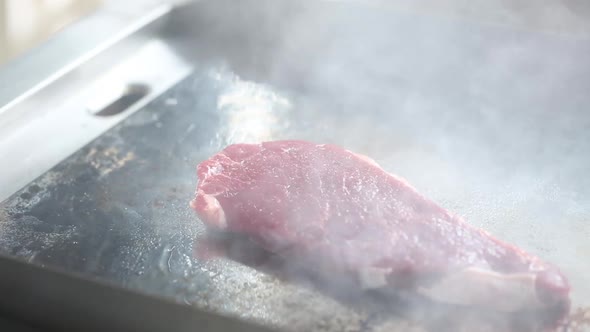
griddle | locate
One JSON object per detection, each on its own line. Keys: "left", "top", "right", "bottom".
{"left": 1, "top": 0, "right": 590, "bottom": 331}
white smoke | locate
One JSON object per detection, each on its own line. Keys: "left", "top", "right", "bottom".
{"left": 178, "top": 0, "right": 589, "bottom": 330}
{"left": 209, "top": 67, "right": 292, "bottom": 148}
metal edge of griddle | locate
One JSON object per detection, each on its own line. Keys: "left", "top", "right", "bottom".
{"left": 0, "top": 2, "right": 193, "bottom": 202}
{"left": 0, "top": 1, "right": 173, "bottom": 113}
{"left": 0, "top": 253, "right": 276, "bottom": 332}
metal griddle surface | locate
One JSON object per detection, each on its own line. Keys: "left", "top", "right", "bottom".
{"left": 1, "top": 1, "right": 590, "bottom": 331}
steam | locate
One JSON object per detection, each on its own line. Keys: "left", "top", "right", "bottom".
{"left": 209, "top": 67, "right": 292, "bottom": 148}
{"left": 182, "top": 0, "right": 590, "bottom": 330}
{"left": 196, "top": 141, "right": 568, "bottom": 331}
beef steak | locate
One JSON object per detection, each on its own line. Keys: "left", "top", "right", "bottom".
{"left": 190, "top": 140, "right": 570, "bottom": 320}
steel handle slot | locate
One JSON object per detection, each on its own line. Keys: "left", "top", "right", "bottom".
{"left": 87, "top": 83, "right": 151, "bottom": 116}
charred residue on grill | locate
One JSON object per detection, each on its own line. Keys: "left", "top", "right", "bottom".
{"left": 85, "top": 146, "right": 137, "bottom": 177}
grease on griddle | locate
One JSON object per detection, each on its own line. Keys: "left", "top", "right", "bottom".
{"left": 193, "top": 232, "right": 271, "bottom": 267}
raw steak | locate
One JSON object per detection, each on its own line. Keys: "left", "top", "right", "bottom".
{"left": 190, "top": 140, "right": 570, "bottom": 320}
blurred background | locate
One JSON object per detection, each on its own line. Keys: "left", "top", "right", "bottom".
{"left": 1, "top": 0, "right": 590, "bottom": 68}
{"left": 0, "top": 0, "right": 102, "bottom": 64}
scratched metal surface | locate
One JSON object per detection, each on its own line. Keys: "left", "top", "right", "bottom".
{"left": 1, "top": 0, "right": 590, "bottom": 331}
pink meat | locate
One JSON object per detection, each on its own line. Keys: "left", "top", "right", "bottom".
{"left": 190, "top": 140, "right": 570, "bottom": 320}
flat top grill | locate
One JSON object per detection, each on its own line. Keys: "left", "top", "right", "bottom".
{"left": 1, "top": 0, "right": 590, "bottom": 331}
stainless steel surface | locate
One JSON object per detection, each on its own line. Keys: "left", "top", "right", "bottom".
{"left": 0, "top": 0, "right": 590, "bottom": 331}
{"left": 0, "top": 254, "right": 276, "bottom": 332}
{"left": 0, "top": 0, "right": 174, "bottom": 113}
{"left": 0, "top": 3, "right": 191, "bottom": 201}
